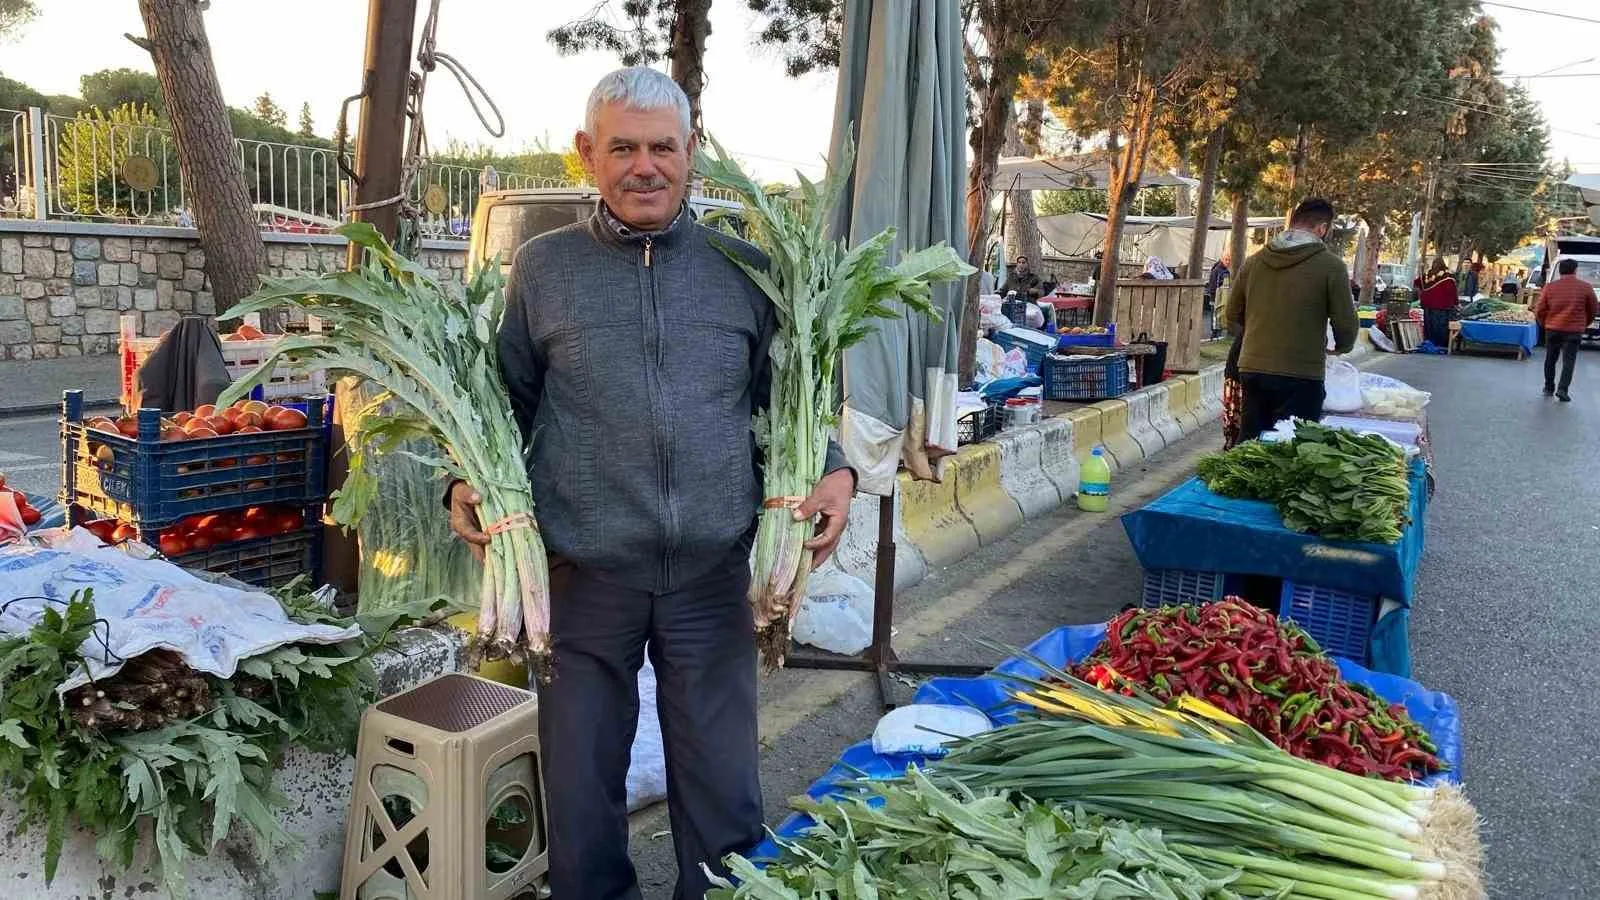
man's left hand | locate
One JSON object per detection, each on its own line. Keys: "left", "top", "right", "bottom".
{"left": 795, "top": 469, "right": 856, "bottom": 568}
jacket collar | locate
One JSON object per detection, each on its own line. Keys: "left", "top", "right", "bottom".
{"left": 590, "top": 201, "right": 693, "bottom": 254}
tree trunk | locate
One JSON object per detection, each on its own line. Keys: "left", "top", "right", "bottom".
{"left": 1229, "top": 191, "right": 1249, "bottom": 290}
{"left": 1285, "top": 123, "right": 1309, "bottom": 225}
{"left": 1175, "top": 159, "right": 1193, "bottom": 218}
{"left": 1094, "top": 83, "right": 1157, "bottom": 324}
{"left": 1001, "top": 101, "right": 1040, "bottom": 275}
{"left": 1186, "top": 125, "right": 1225, "bottom": 280}
{"left": 668, "top": 0, "right": 713, "bottom": 137}
{"left": 959, "top": 60, "right": 1019, "bottom": 384}
{"left": 136, "top": 0, "right": 265, "bottom": 310}
{"left": 1358, "top": 215, "right": 1384, "bottom": 305}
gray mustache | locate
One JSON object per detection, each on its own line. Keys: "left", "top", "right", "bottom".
{"left": 621, "top": 176, "right": 669, "bottom": 191}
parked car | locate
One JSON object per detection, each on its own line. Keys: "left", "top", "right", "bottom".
{"left": 466, "top": 187, "right": 745, "bottom": 276}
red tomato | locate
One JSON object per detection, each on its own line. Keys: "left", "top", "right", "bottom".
{"left": 265, "top": 407, "right": 307, "bottom": 431}
{"left": 232, "top": 525, "right": 264, "bottom": 542}
{"left": 110, "top": 522, "right": 137, "bottom": 543}
{"left": 157, "top": 532, "right": 189, "bottom": 556}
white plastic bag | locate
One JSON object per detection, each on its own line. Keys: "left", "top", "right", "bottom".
{"left": 871, "top": 704, "right": 993, "bottom": 756}
{"left": 791, "top": 568, "right": 875, "bottom": 656}
{"left": 1002, "top": 348, "right": 1028, "bottom": 378}
{"left": 973, "top": 338, "right": 1006, "bottom": 383}
{"left": 625, "top": 658, "right": 667, "bottom": 812}
{"left": 1324, "top": 358, "right": 1363, "bottom": 412}
{"left": 1024, "top": 302, "right": 1045, "bottom": 329}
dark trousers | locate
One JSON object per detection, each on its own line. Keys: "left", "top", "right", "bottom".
{"left": 1239, "top": 372, "right": 1325, "bottom": 442}
{"left": 1423, "top": 308, "right": 1450, "bottom": 349}
{"left": 539, "top": 555, "right": 761, "bottom": 900}
{"left": 1544, "top": 330, "right": 1582, "bottom": 394}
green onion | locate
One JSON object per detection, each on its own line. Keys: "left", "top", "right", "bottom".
{"left": 693, "top": 136, "right": 972, "bottom": 668}
{"left": 217, "top": 224, "right": 552, "bottom": 678}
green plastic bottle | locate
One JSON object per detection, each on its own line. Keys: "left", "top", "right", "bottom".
{"left": 1077, "top": 447, "right": 1111, "bottom": 512}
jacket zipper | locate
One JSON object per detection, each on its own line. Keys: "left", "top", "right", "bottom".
{"left": 639, "top": 236, "right": 674, "bottom": 589}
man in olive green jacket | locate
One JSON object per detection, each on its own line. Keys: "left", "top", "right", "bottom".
{"left": 1227, "top": 198, "right": 1360, "bottom": 441}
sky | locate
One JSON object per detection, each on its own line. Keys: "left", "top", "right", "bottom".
{"left": 0, "top": 0, "right": 842, "bottom": 183}
{"left": 3, "top": 1, "right": 1600, "bottom": 182}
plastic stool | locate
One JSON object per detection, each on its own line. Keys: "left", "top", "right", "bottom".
{"left": 339, "top": 673, "right": 548, "bottom": 900}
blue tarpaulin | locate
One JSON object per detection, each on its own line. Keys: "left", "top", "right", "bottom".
{"left": 753, "top": 621, "right": 1462, "bottom": 858}
{"left": 1458, "top": 320, "right": 1536, "bottom": 354}
{"left": 1120, "top": 457, "right": 1427, "bottom": 606}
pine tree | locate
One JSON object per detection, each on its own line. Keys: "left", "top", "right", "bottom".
{"left": 251, "top": 91, "right": 286, "bottom": 128}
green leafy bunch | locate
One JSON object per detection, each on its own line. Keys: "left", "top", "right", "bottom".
{"left": 706, "top": 768, "right": 1246, "bottom": 899}
{"left": 1197, "top": 422, "right": 1411, "bottom": 543}
{"left": 0, "top": 587, "right": 438, "bottom": 896}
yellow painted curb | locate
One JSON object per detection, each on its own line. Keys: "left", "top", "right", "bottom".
{"left": 948, "top": 442, "right": 1023, "bottom": 546}
{"left": 1062, "top": 406, "right": 1102, "bottom": 466}
{"left": 1089, "top": 399, "right": 1141, "bottom": 471}
{"left": 1167, "top": 376, "right": 1194, "bottom": 413}
{"left": 897, "top": 465, "right": 979, "bottom": 568}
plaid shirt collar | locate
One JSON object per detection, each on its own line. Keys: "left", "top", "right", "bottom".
{"left": 598, "top": 202, "right": 686, "bottom": 240}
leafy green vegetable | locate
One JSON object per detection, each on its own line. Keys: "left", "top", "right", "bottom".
{"left": 1197, "top": 422, "right": 1411, "bottom": 543}
{"left": 0, "top": 588, "right": 438, "bottom": 895}
{"left": 706, "top": 768, "right": 1249, "bottom": 899}
{"left": 216, "top": 223, "right": 550, "bottom": 677}
{"left": 694, "top": 135, "right": 973, "bottom": 668}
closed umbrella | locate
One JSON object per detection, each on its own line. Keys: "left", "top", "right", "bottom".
{"left": 829, "top": 0, "right": 966, "bottom": 493}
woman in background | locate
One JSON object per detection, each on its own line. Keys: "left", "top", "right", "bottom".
{"left": 1416, "top": 258, "right": 1458, "bottom": 349}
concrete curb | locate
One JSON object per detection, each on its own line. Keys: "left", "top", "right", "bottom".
{"left": 948, "top": 442, "right": 1024, "bottom": 546}
{"left": 992, "top": 423, "right": 1062, "bottom": 519}
{"left": 1089, "top": 399, "right": 1140, "bottom": 472}
{"left": 0, "top": 398, "right": 118, "bottom": 418}
{"left": 1147, "top": 383, "right": 1185, "bottom": 447}
{"left": 897, "top": 459, "right": 981, "bottom": 568}
{"left": 1036, "top": 416, "right": 1080, "bottom": 501}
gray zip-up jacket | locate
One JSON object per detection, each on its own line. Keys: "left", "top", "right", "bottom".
{"left": 496, "top": 207, "right": 850, "bottom": 593}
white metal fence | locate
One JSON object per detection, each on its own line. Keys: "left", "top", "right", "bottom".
{"left": 0, "top": 106, "right": 740, "bottom": 239}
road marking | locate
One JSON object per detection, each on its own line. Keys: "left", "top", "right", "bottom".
{"left": 626, "top": 434, "right": 1216, "bottom": 836}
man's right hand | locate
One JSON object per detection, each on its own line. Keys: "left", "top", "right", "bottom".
{"left": 448, "top": 481, "right": 491, "bottom": 562}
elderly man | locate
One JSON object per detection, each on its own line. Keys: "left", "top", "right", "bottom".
{"left": 447, "top": 67, "right": 856, "bottom": 899}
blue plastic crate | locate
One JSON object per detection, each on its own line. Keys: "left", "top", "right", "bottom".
{"left": 60, "top": 390, "right": 328, "bottom": 531}
{"left": 1140, "top": 568, "right": 1225, "bottom": 609}
{"left": 1278, "top": 580, "right": 1379, "bottom": 663}
{"left": 1040, "top": 352, "right": 1131, "bottom": 401}
{"left": 170, "top": 522, "right": 321, "bottom": 589}
{"left": 990, "top": 327, "right": 1057, "bottom": 370}
{"left": 1057, "top": 322, "right": 1118, "bottom": 348}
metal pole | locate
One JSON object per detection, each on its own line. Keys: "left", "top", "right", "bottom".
{"left": 27, "top": 107, "right": 47, "bottom": 221}
{"left": 324, "top": 0, "right": 418, "bottom": 596}
{"left": 345, "top": 0, "right": 417, "bottom": 265}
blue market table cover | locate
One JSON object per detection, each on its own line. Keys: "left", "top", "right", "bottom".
{"left": 1458, "top": 319, "right": 1536, "bottom": 353}
{"left": 1120, "top": 456, "right": 1427, "bottom": 606}
{"left": 753, "top": 621, "right": 1462, "bottom": 857}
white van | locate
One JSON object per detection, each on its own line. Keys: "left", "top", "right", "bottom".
{"left": 1544, "top": 235, "right": 1600, "bottom": 342}
{"left": 466, "top": 187, "right": 745, "bottom": 276}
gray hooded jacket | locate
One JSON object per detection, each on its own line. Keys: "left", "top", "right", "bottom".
{"left": 495, "top": 207, "right": 850, "bottom": 593}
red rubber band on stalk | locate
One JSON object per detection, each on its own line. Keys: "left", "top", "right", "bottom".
{"left": 486, "top": 512, "right": 537, "bottom": 535}
{"left": 763, "top": 496, "right": 806, "bottom": 510}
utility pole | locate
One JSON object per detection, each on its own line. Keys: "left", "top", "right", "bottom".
{"left": 325, "top": 0, "right": 418, "bottom": 594}
{"left": 346, "top": 0, "right": 418, "bottom": 268}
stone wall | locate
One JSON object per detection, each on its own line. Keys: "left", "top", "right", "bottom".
{"left": 0, "top": 223, "right": 467, "bottom": 361}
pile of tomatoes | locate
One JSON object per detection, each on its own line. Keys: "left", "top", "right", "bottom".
{"left": 83, "top": 504, "right": 305, "bottom": 556}
{"left": 85, "top": 399, "right": 309, "bottom": 442}
{"left": 0, "top": 474, "right": 42, "bottom": 526}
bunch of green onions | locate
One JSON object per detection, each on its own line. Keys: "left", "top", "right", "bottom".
{"left": 694, "top": 135, "right": 973, "bottom": 668}
{"left": 217, "top": 224, "right": 552, "bottom": 678}
{"left": 927, "top": 670, "right": 1483, "bottom": 900}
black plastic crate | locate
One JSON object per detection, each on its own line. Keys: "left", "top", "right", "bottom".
{"left": 957, "top": 400, "right": 1003, "bottom": 445}
{"left": 60, "top": 391, "right": 328, "bottom": 531}
{"left": 1040, "top": 353, "right": 1131, "bottom": 402}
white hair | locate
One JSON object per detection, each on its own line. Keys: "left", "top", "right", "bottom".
{"left": 585, "top": 66, "right": 692, "bottom": 140}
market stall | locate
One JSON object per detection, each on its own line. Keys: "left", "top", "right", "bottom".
{"left": 727, "top": 605, "right": 1475, "bottom": 898}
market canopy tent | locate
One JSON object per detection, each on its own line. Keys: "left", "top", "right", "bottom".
{"left": 1036, "top": 212, "right": 1282, "bottom": 271}
{"left": 992, "top": 153, "right": 1197, "bottom": 192}
{"left": 787, "top": 0, "right": 986, "bottom": 700}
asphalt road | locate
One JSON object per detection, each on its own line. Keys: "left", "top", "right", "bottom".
{"left": 0, "top": 412, "right": 63, "bottom": 498}
{"left": 1364, "top": 350, "right": 1600, "bottom": 899}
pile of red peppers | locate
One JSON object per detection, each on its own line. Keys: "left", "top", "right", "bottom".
{"left": 1072, "top": 598, "right": 1445, "bottom": 782}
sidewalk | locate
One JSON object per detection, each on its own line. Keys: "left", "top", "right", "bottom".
{"left": 0, "top": 354, "right": 121, "bottom": 417}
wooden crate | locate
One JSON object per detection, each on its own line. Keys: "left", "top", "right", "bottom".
{"left": 1113, "top": 279, "right": 1206, "bottom": 372}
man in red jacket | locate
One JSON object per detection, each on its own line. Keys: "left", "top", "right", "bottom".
{"left": 1534, "top": 258, "right": 1600, "bottom": 401}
